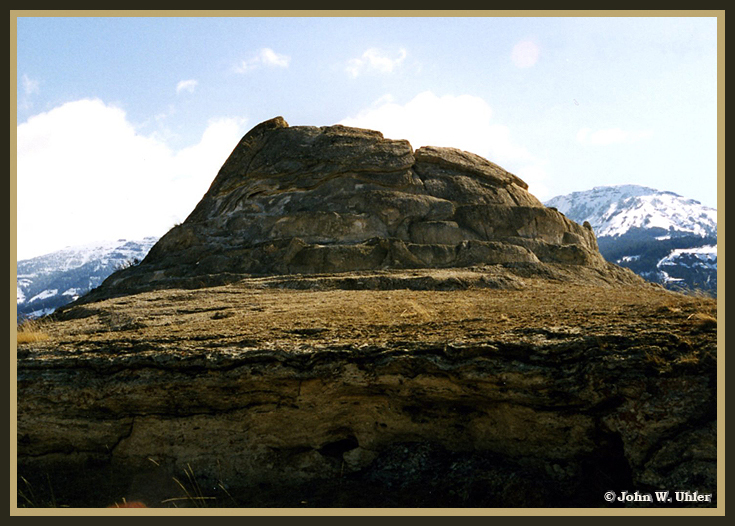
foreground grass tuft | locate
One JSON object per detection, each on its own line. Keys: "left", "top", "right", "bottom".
{"left": 688, "top": 311, "right": 717, "bottom": 330}
{"left": 17, "top": 318, "right": 51, "bottom": 344}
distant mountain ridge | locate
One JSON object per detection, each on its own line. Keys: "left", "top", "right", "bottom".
{"left": 17, "top": 237, "right": 158, "bottom": 318}
{"left": 545, "top": 185, "right": 717, "bottom": 294}
{"left": 545, "top": 184, "right": 717, "bottom": 239}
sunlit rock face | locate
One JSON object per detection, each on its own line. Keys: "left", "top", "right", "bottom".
{"left": 82, "top": 116, "right": 613, "bottom": 301}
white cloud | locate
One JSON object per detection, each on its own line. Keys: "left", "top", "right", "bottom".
{"left": 339, "top": 91, "right": 550, "bottom": 200}
{"left": 340, "top": 91, "right": 530, "bottom": 162}
{"left": 577, "top": 127, "right": 653, "bottom": 145}
{"left": 16, "top": 99, "right": 247, "bottom": 260}
{"left": 259, "top": 48, "right": 291, "bottom": 68}
{"left": 511, "top": 40, "right": 540, "bottom": 69}
{"left": 515, "top": 163, "right": 550, "bottom": 202}
{"left": 176, "top": 79, "right": 198, "bottom": 94}
{"left": 346, "top": 48, "right": 407, "bottom": 78}
{"left": 234, "top": 48, "right": 291, "bottom": 73}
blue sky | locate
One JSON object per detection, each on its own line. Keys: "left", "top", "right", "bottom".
{"left": 15, "top": 14, "right": 719, "bottom": 260}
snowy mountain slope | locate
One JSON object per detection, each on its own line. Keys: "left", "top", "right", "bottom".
{"left": 658, "top": 244, "right": 717, "bottom": 269}
{"left": 17, "top": 237, "right": 159, "bottom": 318}
{"left": 545, "top": 185, "right": 717, "bottom": 239}
{"left": 651, "top": 244, "right": 718, "bottom": 290}
{"left": 544, "top": 185, "right": 717, "bottom": 295}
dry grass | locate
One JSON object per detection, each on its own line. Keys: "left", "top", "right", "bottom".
{"left": 17, "top": 474, "right": 64, "bottom": 508}
{"left": 645, "top": 349, "right": 667, "bottom": 366}
{"left": 661, "top": 305, "right": 683, "bottom": 315}
{"left": 397, "top": 300, "right": 434, "bottom": 322}
{"left": 688, "top": 312, "right": 717, "bottom": 330}
{"left": 21, "top": 276, "right": 718, "bottom": 357}
{"left": 20, "top": 460, "right": 237, "bottom": 508}
{"left": 163, "top": 464, "right": 216, "bottom": 507}
{"left": 16, "top": 319, "right": 51, "bottom": 344}
{"left": 676, "top": 351, "right": 702, "bottom": 365}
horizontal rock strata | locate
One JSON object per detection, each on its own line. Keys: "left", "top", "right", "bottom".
{"left": 17, "top": 279, "right": 717, "bottom": 508}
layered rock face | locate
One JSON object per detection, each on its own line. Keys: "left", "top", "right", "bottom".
{"left": 86, "top": 117, "right": 612, "bottom": 299}
{"left": 17, "top": 281, "right": 717, "bottom": 508}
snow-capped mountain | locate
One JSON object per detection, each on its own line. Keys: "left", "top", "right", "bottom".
{"left": 545, "top": 184, "right": 717, "bottom": 239}
{"left": 17, "top": 237, "right": 159, "bottom": 318}
{"left": 545, "top": 185, "right": 717, "bottom": 294}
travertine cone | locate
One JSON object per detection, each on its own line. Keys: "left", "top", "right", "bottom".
{"left": 85, "top": 117, "right": 618, "bottom": 298}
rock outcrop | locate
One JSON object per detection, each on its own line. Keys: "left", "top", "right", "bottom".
{"left": 17, "top": 280, "right": 717, "bottom": 508}
{"left": 79, "top": 117, "right": 626, "bottom": 302}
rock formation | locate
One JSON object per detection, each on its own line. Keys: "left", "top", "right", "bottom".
{"left": 80, "top": 116, "right": 633, "bottom": 302}
{"left": 17, "top": 118, "right": 717, "bottom": 509}
{"left": 17, "top": 281, "right": 717, "bottom": 508}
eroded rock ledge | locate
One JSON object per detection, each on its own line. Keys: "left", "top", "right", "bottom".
{"left": 17, "top": 278, "right": 717, "bottom": 508}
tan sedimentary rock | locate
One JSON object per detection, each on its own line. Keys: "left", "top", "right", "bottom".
{"left": 81, "top": 117, "right": 620, "bottom": 301}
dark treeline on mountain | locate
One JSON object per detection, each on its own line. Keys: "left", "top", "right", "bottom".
{"left": 17, "top": 260, "right": 131, "bottom": 319}
{"left": 598, "top": 231, "right": 717, "bottom": 295}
